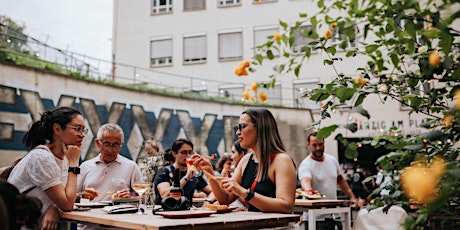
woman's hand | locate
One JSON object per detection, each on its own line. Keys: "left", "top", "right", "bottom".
{"left": 219, "top": 178, "right": 246, "bottom": 198}
{"left": 192, "top": 153, "right": 214, "bottom": 176}
{"left": 41, "top": 204, "right": 60, "bottom": 230}
{"left": 62, "top": 142, "right": 81, "bottom": 166}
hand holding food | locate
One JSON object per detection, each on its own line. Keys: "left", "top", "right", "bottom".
{"left": 111, "top": 188, "right": 130, "bottom": 199}
{"left": 82, "top": 188, "right": 99, "bottom": 201}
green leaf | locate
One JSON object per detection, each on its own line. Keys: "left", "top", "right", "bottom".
{"left": 267, "top": 50, "right": 274, "bottom": 60}
{"left": 365, "top": 45, "right": 379, "bottom": 54}
{"left": 317, "top": 125, "right": 339, "bottom": 139}
{"left": 440, "top": 34, "right": 453, "bottom": 55}
{"left": 326, "top": 46, "right": 337, "bottom": 55}
{"left": 279, "top": 20, "right": 288, "bottom": 29}
{"left": 350, "top": 106, "right": 370, "bottom": 119}
{"left": 344, "top": 142, "right": 358, "bottom": 159}
{"left": 323, "top": 59, "right": 334, "bottom": 65}
{"left": 310, "top": 89, "right": 330, "bottom": 101}
{"left": 255, "top": 54, "right": 263, "bottom": 65}
{"left": 343, "top": 123, "right": 358, "bottom": 132}
{"left": 419, "top": 130, "right": 444, "bottom": 141}
{"left": 335, "top": 87, "right": 356, "bottom": 103}
{"left": 354, "top": 93, "right": 366, "bottom": 106}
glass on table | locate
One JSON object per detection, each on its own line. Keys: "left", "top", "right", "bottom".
{"left": 186, "top": 156, "right": 203, "bottom": 177}
{"left": 132, "top": 181, "right": 150, "bottom": 215}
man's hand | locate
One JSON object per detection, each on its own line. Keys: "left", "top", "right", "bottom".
{"left": 82, "top": 188, "right": 98, "bottom": 201}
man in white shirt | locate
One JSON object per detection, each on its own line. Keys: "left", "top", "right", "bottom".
{"left": 298, "top": 132, "right": 358, "bottom": 230}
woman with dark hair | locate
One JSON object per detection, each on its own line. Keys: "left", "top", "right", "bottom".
{"left": 0, "top": 179, "right": 42, "bottom": 230}
{"left": 8, "top": 106, "right": 86, "bottom": 230}
{"left": 208, "top": 108, "right": 297, "bottom": 213}
{"left": 231, "top": 141, "right": 248, "bottom": 169}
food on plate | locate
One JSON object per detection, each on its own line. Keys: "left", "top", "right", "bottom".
{"left": 295, "top": 188, "right": 325, "bottom": 199}
{"left": 205, "top": 203, "right": 229, "bottom": 211}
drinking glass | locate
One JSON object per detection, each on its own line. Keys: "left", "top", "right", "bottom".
{"left": 132, "top": 182, "right": 150, "bottom": 215}
{"left": 185, "top": 156, "right": 202, "bottom": 177}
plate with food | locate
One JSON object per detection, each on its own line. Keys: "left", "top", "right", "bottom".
{"left": 158, "top": 210, "right": 216, "bottom": 219}
{"left": 295, "top": 188, "right": 326, "bottom": 199}
{"left": 203, "top": 204, "right": 238, "bottom": 213}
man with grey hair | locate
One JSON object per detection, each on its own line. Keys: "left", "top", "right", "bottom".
{"left": 77, "top": 123, "right": 143, "bottom": 229}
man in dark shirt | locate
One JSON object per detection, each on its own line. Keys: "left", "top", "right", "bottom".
{"left": 154, "top": 138, "right": 214, "bottom": 205}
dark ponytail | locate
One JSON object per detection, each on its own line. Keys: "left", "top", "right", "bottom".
{"left": 22, "top": 106, "right": 83, "bottom": 150}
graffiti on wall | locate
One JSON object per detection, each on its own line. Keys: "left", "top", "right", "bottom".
{"left": 0, "top": 85, "right": 239, "bottom": 162}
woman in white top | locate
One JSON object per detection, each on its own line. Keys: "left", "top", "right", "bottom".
{"left": 8, "top": 106, "right": 86, "bottom": 230}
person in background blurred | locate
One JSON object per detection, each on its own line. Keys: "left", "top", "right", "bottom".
{"left": 298, "top": 131, "right": 359, "bottom": 230}
{"left": 231, "top": 141, "right": 248, "bottom": 169}
{"left": 8, "top": 106, "right": 85, "bottom": 230}
{"left": 0, "top": 179, "right": 42, "bottom": 230}
{"left": 154, "top": 138, "right": 214, "bottom": 206}
{"left": 214, "top": 153, "right": 233, "bottom": 177}
{"left": 207, "top": 108, "right": 297, "bottom": 213}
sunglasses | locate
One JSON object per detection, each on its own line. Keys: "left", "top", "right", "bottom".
{"left": 236, "top": 123, "right": 256, "bottom": 132}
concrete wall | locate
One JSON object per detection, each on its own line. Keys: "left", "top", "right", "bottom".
{"left": 0, "top": 63, "right": 313, "bottom": 167}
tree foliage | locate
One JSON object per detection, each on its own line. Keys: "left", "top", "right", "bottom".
{"left": 252, "top": 0, "right": 460, "bottom": 228}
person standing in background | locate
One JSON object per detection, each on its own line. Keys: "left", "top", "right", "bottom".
{"left": 8, "top": 106, "right": 85, "bottom": 230}
{"left": 298, "top": 131, "right": 359, "bottom": 230}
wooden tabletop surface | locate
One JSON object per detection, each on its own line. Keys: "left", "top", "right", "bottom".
{"left": 60, "top": 208, "right": 300, "bottom": 230}
{"left": 294, "top": 199, "right": 350, "bottom": 208}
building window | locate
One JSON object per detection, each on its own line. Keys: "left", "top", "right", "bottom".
{"left": 218, "top": 0, "right": 241, "bottom": 7}
{"left": 401, "top": 81, "right": 431, "bottom": 110}
{"left": 218, "top": 84, "right": 245, "bottom": 99}
{"left": 183, "top": 33, "right": 207, "bottom": 64}
{"left": 254, "top": 25, "right": 279, "bottom": 57}
{"left": 291, "top": 24, "right": 316, "bottom": 55}
{"left": 184, "top": 0, "right": 205, "bottom": 11}
{"left": 218, "top": 29, "right": 243, "bottom": 61}
{"left": 332, "top": 23, "right": 357, "bottom": 50}
{"left": 293, "top": 78, "right": 321, "bottom": 109}
{"left": 253, "top": 0, "right": 277, "bottom": 3}
{"left": 152, "top": 0, "right": 173, "bottom": 14}
{"left": 150, "top": 37, "right": 173, "bottom": 67}
{"left": 260, "top": 83, "right": 282, "bottom": 105}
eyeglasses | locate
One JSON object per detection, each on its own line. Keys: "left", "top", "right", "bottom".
{"left": 236, "top": 123, "right": 256, "bottom": 132}
{"left": 101, "top": 142, "right": 122, "bottom": 150}
{"left": 67, "top": 125, "right": 88, "bottom": 135}
{"left": 179, "top": 150, "right": 193, "bottom": 155}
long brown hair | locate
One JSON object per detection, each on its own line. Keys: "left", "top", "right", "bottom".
{"left": 242, "top": 108, "right": 286, "bottom": 181}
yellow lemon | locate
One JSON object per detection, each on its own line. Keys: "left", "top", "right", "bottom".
{"left": 428, "top": 52, "right": 441, "bottom": 67}
{"left": 330, "top": 22, "right": 338, "bottom": 30}
{"left": 442, "top": 114, "right": 453, "bottom": 127}
{"left": 401, "top": 165, "right": 437, "bottom": 204}
{"left": 273, "top": 32, "right": 281, "bottom": 42}
{"left": 242, "top": 90, "right": 250, "bottom": 100}
{"left": 324, "top": 29, "right": 333, "bottom": 39}
{"left": 250, "top": 82, "right": 258, "bottom": 92}
{"left": 257, "top": 91, "right": 268, "bottom": 103}
{"left": 430, "top": 157, "right": 446, "bottom": 179}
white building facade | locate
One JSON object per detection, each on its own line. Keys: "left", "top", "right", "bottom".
{"left": 112, "top": 0, "right": 434, "bottom": 165}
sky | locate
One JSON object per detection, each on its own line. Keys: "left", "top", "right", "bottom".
{"left": 0, "top": 0, "right": 113, "bottom": 61}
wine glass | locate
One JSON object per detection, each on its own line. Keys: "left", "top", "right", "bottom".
{"left": 185, "top": 156, "right": 202, "bottom": 177}
{"left": 132, "top": 182, "right": 150, "bottom": 215}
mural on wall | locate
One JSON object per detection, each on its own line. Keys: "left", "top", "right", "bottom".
{"left": 0, "top": 84, "right": 240, "bottom": 163}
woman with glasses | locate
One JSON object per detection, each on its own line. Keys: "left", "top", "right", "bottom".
{"left": 8, "top": 106, "right": 86, "bottom": 230}
{"left": 208, "top": 108, "right": 297, "bottom": 213}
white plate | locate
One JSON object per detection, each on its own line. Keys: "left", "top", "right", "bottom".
{"left": 74, "top": 202, "right": 107, "bottom": 208}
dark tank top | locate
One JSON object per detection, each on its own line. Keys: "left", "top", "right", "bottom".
{"left": 241, "top": 154, "right": 276, "bottom": 212}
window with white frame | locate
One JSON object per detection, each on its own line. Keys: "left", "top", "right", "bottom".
{"left": 218, "top": 83, "right": 245, "bottom": 99}
{"left": 253, "top": 0, "right": 277, "bottom": 3}
{"left": 184, "top": 0, "right": 205, "bottom": 11}
{"left": 293, "top": 78, "right": 321, "bottom": 109}
{"left": 332, "top": 23, "right": 357, "bottom": 50}
{"left": 152, "top": 0, "right": 173, "bottom": 14}
{"left": 150, "top": 36, "right": 173, "bottom": 67}
{"left": 257, "top": 83, "right": 282, "bottom": 105}
{"left": 218, "top": 0, "right": 241, "bottom": 7}
{"left": 254, "top": 25, "right": 279, "bottom": 57}
{"left": 218, "top": 29, "right": 243, "bottom": 61}
{"left": 291, "top": 24, "right": 316, "bottom": 55}
{"left": 401, "top": 81, "right": 431, "bottom": 110}
{"left": 183, "top": 33, "right": 207, "bottom": 64}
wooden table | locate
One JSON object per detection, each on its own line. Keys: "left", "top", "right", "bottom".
{"left": 60, "top": 208, "right": 299, "bottom": 230}
{"left": 294, "top": 199, "right": 351, "bottom": 230}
